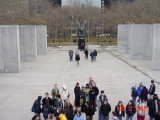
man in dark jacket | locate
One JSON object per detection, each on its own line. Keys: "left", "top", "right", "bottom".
{"left": 92, "top": 82, "right": 99, "bottom": 106}
{"left": 42, "top": 92, "right": 52, "bottom": 106}
{"left": 74, "top": 82, "right": 81, "bottom": 107}
{"left": 34, "top": 96, "right": 42, "bottom": 119}
{"left": 126, "top": 100, "right": 136, "bottom": 120}
{"left": 53, "top": 94, "right": 63, "bottom": 116}
{"left": 84, "top": 49, "right": 89, "bottom": 59}
{"left": 147, "top": 94, "right": 160, "bottom": 120}
{"left": 100, "top": 99, "right": 111, "bottom": 120}
{"left": 42, "top": 99, "right": 53, "bottom": 120}
{"left": 140, "top": 84, "right": 148, "bottom": 102}
{"left": 149, "top": 80, "right": 156, "bottom": 100}
{"left": 85, "top": 102, "right": 94, "bottom": 120}
{"left": 90, "top": 51, "right": 94, "bottom": 62}
{"left": 93, "top": 50, "right": 97, "bottom": 61}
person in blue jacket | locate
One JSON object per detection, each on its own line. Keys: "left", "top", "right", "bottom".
{"left": 34, "top": 96, "right": 42, "bottom": 120}
{"left": 131, "top": 84, "right": 138, "bottom": 106}
{"left": 73, "top": 110, "right": 84, "bottom": 120}
{"left": 137, "top": 82, "right": 143, "bottom": 102}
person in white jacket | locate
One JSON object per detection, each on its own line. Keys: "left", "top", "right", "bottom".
{"left": 137, "top": 98, "right": 147, "bottom": 120}
{"left": 62, "top": 85, "right": 69, "bottom": 102}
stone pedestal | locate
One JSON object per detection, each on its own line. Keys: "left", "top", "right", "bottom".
{"left": 118, "top": 24, "right": 132, "bottom": 53}
{"left": 0, "top": 25, "right": 20, "bottom": 73}
{"left": 152, "top": 24, "right": 160, "bottom": 70}
{"left": 131, "top": 24, "right": 153, "bottom": 60}
{"left": 36, "top": 25, "right": 47, "bottom": 55}
{"left": 19, "top": 25, "right": 37, "bottom": 61}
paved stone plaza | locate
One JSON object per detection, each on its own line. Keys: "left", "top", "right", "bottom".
{"left": 0, "top": 45, "right": 159, "bottom": 120}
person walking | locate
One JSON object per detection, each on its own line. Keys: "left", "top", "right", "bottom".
{"left": 115, "top": 100, "right": 125, "bottom": 120}
{"left": 131, "top": 84, "right": 138, "bottom": 106}
{"left": 100, "top": 98, "right": 111, "bottom": 120}
{"left": 68, "top": 50, "right": 74, "bottom": 62}
{"left": 59, "top": 110, "right": 68, "bottom": 120}
{"left": 75, "top": 51, "right": 80, "bottom": 67}
{"left": 84, "top": 49, "right": 89, "bottom": 60}
{"left": 73, "top": 110, "right": 84, "bottom": 120}
{"left": 148, "top": 80, "right": 156, "bottom": 100}
{"left": 140, "top": 84, "right": 148, "bottom": 102}
{"left": 93, "top": 50, "right": 97, "bottom": 61}
{"left": 137, "top": 82, "right": 143, "bottom": 102}
{"left": 98, "top": 91, "right": 107, "bottom": 120}
{"left": 147, "top": 94, "right": 160, "bottom": 120}
{"left": 74, "top": 82, "right": 81, "bottom": 107}
{"left": 90, "top": 51, "right": 94, "bottom": 62}
{"left": 34, "top": 96, "right": 42, "bottom": 120}
{"left": 126, "top": 100, "right": 136, "bottom": 120}
{"left": 137, "top": 98, "right": 147, "bottom": 120}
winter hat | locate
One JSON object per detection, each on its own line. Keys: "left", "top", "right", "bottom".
{"left": 76, "top": 82, "right": 79, "bottom": 86}
{"left": 143, "top": 84, "right": 146, "bottom": 87}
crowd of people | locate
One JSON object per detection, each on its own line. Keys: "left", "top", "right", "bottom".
{"left": 68, "top": 49, "right": 98, "bottom": 67}
{"left": 31, "top": 78, "right": 160, "bottom": 120}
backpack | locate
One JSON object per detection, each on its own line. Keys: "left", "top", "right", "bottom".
{"left": 31, "top": 102, "right": 36, "bottom": 112}
{"left": 43, "top": 107, "right": 49, "bottom": 118}
{"left": 76, "top": 55, "right": 80, "bottom": 60}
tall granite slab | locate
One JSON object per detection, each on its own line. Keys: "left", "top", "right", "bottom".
{"left": 0, "top": 25, "right": 20, "bottom": 73}
{"left": 131, "top": 24, "right": 153, "bottom": 60}
{"left": 152, "top": 24, "right": 160, "bottom": 70}
{"left": 118, "top": 24, "right": 132, "bottom": 53}
{"left": 19, "top": 25, "right": 37, "bottom": 61}
{"left": 36, "top": 25, "right": 47, "bottom": 55}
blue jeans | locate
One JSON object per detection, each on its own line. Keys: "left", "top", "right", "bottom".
{"left": 69, "top": 56, "right": 73, "bottom": 61}
{"left": 149, "top": 116, "right": 154, "bottom": 120}
{"left": 101, "top": 114, "right": 109, "bottom": 120}
{"left": 94, "top": 56, "right": 96, "bottom": 61}
{"left": 126, "top": 115, "right": 133, "bottom": 120}
{"left": 91, "top": 56, "right": 94, "bottom": 62}
{"left": 132, "top": 97, "right": 136, "bottom": 106}
{"left": 118, "top": 115, "right": 122, "bottom": 120}
{"left": 99, "top": 111, "right": 101, "bottom": 120}
{"left": 85, "top": 94, "right": 89, "bottom": 101}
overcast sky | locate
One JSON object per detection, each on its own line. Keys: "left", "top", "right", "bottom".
{"left": 62, "top": 0, "right": 101, "bottom": 8}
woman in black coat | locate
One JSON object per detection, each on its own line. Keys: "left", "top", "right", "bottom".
{"left": 126, "top": 100, "right": 136, "bottom": 120}
{"left": 74, "top": 82, "right": 81, "bottom": 107}
{"left": 84, "top": 102, "right": 94, "bottom": 120}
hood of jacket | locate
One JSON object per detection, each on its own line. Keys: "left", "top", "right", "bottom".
{"left": 62, "top": 85, "right": 67, "bottom": 90}
{"left": 38, "top": 96, "right": 42, "bottom": 101}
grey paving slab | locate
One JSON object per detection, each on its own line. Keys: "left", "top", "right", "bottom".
{"left": 0, "top": 46, "right": 160, "bottom": 120}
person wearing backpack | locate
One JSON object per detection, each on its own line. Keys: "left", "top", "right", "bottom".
{"left": 42, "top": 99, "right": 53, "bottom": 120}
{"left": 34, "top": 96, "right": 42, "bottom": 120}
{"left": 140, "top": 84, "right": 148, "bottom": 102}
{"left": 131, "top": 84, "right": 138, "bottom": 106}
{"left": 75, "top": 51, "right": 80, "bottom": 67}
